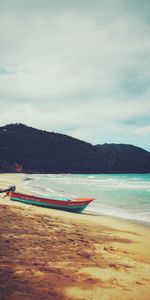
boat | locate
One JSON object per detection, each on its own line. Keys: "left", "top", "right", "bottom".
{"left": 9, "top": 191, "right": 95, "bottom": 213}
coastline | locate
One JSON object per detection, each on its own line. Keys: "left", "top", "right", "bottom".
{"left": 0, "top": 173, "right": 150, "bottom": 300}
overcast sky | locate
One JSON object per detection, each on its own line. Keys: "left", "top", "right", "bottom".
{"left": 0, "top": 0, "right": 150, "bottom": 150}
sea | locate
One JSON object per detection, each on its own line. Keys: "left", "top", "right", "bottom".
{"left": 23, "top": 173, "right": 150, "bottom": 225}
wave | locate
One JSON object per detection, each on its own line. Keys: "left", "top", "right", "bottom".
{"left": 22, "top": 174, "right": 150, "bottom": 224}
{"left": 86, "top": 203, "right": 150, "bottom": 224}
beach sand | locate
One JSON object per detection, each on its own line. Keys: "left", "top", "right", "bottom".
{"left": 0, "top": 174, "right": 150, "bottom": 300}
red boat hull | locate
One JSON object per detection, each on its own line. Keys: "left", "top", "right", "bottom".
{"left": 10, "top": 192, "right": 95, "bottom": 213}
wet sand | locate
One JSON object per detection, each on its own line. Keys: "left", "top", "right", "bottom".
{"left": 0, "top": 174, "right": 150, "bottom": 300}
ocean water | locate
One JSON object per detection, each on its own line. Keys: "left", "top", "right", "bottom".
{"left": 23, "top": 174, "right": 150, "bottom": 224}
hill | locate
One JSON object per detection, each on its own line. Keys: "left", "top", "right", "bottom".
{"left": 0, "top": 123, "right": 150, "bottom": 173}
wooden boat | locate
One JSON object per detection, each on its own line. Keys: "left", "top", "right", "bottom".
{"left": 9, "top": 191, "right": 95, "bottom": 213}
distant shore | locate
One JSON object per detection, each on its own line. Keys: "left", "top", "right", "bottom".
{"left": 0, "top": 173, "right": 150, "bottom": 300}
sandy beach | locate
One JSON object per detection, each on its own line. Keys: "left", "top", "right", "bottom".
{"left": 0, "top": 174, "right": 150, "bottom": 300}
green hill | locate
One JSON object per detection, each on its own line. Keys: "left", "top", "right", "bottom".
{"left": 0, "top": 123, "right": 150, "bottom": 173}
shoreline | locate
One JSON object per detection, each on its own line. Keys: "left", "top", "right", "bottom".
{"left": 84, "top": 209, "right": 150, "bottom": 228}
{"left": 1, "top": 172, "right": 149, "bottom": 228}
{"left": 0, "top": 173, "right": 150, "bottom": 299}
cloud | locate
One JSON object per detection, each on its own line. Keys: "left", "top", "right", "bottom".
{"left": 136, "top": 125, "right": 150, "bottom": 136}
{"left": 0, "top": 0, "right": 150, "bottom": 150}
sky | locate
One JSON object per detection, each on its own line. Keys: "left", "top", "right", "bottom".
{"left": 0, "top": 0, "right": 150, "bottom": 151}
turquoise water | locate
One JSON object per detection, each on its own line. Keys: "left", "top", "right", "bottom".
{"left": 23, "top": 174, "right": 150, "bottom": 224}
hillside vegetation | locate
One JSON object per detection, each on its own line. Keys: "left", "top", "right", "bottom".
{"left": 0, "top": 123, "right": 150, "bottom": 173}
